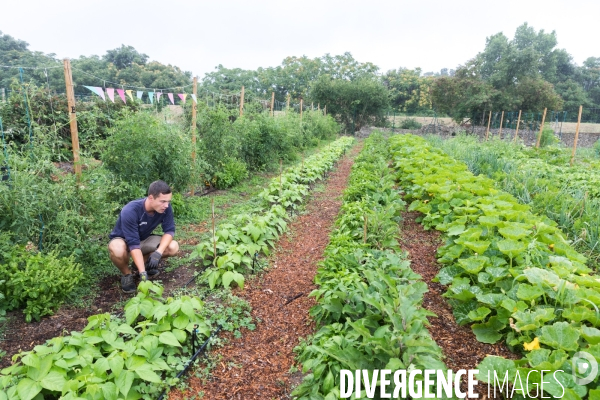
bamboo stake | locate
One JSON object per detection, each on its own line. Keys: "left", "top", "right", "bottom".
{"left": 535, "top": 108, "right": 548, "bottom": 148}
{"left": 62, "top": 59, "right": 81, "bottom": 182}
{"left": 211, "top": 198, "right": 216, "bottom": 259}
{"left": 270, "top": 91, "right": 275, "bottom": 117}
{"left": 363, "top": 214, "right": 368, "bottom": 244}
{"left": 239, "top": 86, "right": 245, "bottom": 117}
{"left": 485, "top": 110, "right": 492, "bottom": 141}
{"left": 498, "top": 111, "right": 504, "bottom": 138}
{"left": 570, "top": 105, "right": 583, "bottom": 166}
{"left": 513, "top": 109, "right": 522, "bottom": 142}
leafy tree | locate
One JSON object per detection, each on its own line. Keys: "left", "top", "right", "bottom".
{"left": 311, "top": 75, "right": 389, "bottom": 132}
{"left": 383, "top": 68, "right": 434, "bottom": 113}
{"left": 103, "top": 45, "right": 148, "bottom": 69}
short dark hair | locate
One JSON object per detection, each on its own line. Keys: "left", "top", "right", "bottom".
{"left": 148, "top": 180, "right": 171, "bottom": 197}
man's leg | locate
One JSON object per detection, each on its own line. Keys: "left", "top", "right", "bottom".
{"left": 108, "top": 238, "right": 136, "bottom": 293}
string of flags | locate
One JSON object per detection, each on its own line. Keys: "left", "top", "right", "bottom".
{"left": 83, "top": 86, "right": 196, "bottom": 104}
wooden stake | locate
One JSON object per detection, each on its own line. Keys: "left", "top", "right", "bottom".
{"left": 324, "top": 105, "right": 327, "bottom": 116}
{"left": 191, "top": 76, "right": 198, "bottom": 164}
{"left": 535, "top": 108, "right": 548, "bottom": 148}
{"left": 513, "top": 109, "right": 522, "bottom": 142}
{"left": 363, "top": 214, "right": 368, "bottom": 244}
{"left": 239, "top": 86, "right": 245, "bottom": 117}
{"left": 311, "top": 102, "right": 314, "bottom": 110}
{"left": 211, "top": 198, "right": 216, "bottom": 258}
{"left": 317, "top": 103, "right": 320, "bottom": 110}
{"left": 485, "top": 110, "right": 492, "bottom": 141}
{"left": 270, "top": 91, "right": 275, "bottom": 117}
{"left": 279, "top": 159, "right": 283, "bottom": 192}
{"left": 498, "top": 111, "right": 504, "bottom": 138}
{"left": 570, "top": 105, "right": 583, "bottom": 166}
{"left": 62, "top": 59, "right": 81, "bottom": 182}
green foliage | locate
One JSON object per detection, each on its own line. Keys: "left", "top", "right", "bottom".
{"left": 539, "top": 123, "right": 558, "bottom": 147}
{"left": 0, "top": 234, "right": 82, "bottom": 322}
{"left": 383, "top": 67, "right": 433, "bottom": 113}
{"left": 214, "top": 158, "right": 248, "bottom": 189}
{"left": 311, "top": 75, "right": 390, "bottom": 132}
{"left": 399, "top": 117, "right": 422, "bottom": 130}
{"left": 101, "top": 111, "right": 200, "bottom": 193}
{"left": 390, "top": 134, "right": 600, "bottom": 398}
{"left": 0, "top": 281, "right": 211, "bottom": 399}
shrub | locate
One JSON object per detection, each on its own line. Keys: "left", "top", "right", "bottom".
{"left": 539, "top": 123, "right": 558, "bottom": 147}
{"left": 101, "top": 110, "right": 200, "bottom": 193}
{"left": 0, "top": 234, "right": 82, "bottom": 322}
{"left": 399, "top": 117, "right": 422, "bottom": 130}
{"left": 215, "top": 158, "right": 248, "bottom": 189}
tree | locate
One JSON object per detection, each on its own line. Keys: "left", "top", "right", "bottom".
{"left": 103, "top": 45, "right": 148, "bottom": 69}
{"left": 311, "top": 75, "right": 389, "bottom": 132}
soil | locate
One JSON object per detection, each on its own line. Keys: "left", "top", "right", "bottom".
{"left": 167, "top": 145, "right": 361, "bottom": 400}
{"left": 399, "top": 210, "right": 520, "bottom": 398}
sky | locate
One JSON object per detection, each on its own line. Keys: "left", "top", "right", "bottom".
{"left": 2, "top": 0, "right": 599, "bottom": 80}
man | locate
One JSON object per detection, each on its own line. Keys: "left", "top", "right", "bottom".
{"left": 108, "top": 180, "right": 179, "bottom": 293}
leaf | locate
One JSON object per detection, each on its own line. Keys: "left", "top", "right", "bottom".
{"left": 467, "top": 307, "right": 492, "bottom": 322}
{"left": 476, "top": 293, "right": 507, "bottom": 308}
{"left": 232, "top": 271, "right": 245, "bottom": 289}
{"left": 498, "top": 225, "right": 531, "bottom": 240}
{"left": 472, "top": 316, "right": 505, "bottom": 344}
{"left": 435, "top": 266, "right": 464, "bottom": 285}
{"left": 115, "top": 370, "right": 134, "bottom": 397}
{"left": 159, "top": 331, "right": 182, "bottom": 347}
{"left": 101, "top": 382, "right": 119, "bottom": 400}
{"left": 497, "top": 239, "right": 527, "bottom": 259}
{"left": 581, "top": 326, "right": 600, "bottom": 345}
{"left": 17, "top": 378, "right": 42, "bottom": 400}
{"left": 40, "top": 370, "right": 67, "bottom": 391}
{"left": 222, "top": 271, "right": 234, "bottom": 289}
{"left": 539, "top": 321, "right": 580, "bottom": 351}
{"left": 463, "top": 240, "right": 491, "bottom": 254}
{"left": 476, "top": 356, "right": 516, "bottom": 383}
{"left": 458, "top": 256, "right": 489, "bottom": 274}
{"left": 134, "top": 364, "right": 162, "bottom": 383}
{"left": 116, "top": 324, "right": 138, "bottom": 336}
{"left": 108, "top": 355, "right": 124, "bottom": 377}
{"left": 516, "top": 284, "right": 545, "bottom": 301}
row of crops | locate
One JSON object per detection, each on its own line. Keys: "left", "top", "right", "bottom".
{"left": 293, "top": 133, "right": 448, "bottom": 399}
{"left": 390, "top": 134, "right": 600, "bottom": 399}
{"left": 0, "top": 137, "right": 355, "bottom": 400}
{"left": 429, "top": 135, "right": 600, "bottom": 265}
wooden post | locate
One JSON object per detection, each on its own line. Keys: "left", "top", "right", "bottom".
{"left": 485, "top": 110, "right": 492, "bottom": 141}
{"left": 239, "top": 86, "right": 245, "bottom": 117}
{"left": 300, "top": 99, "right": 303, "bottom": 121}
{"left": 62, "top": 59, "right": 81, "bottom": 182}
{"left": 270, "top": 91, "right": 275, "bottom": 117}
{"left": 363, "top": 214, "right": 368, "bottom": 244}
{"left": 191, "top": 76, "right": 198, "bottom": 164}
{"left": 498, "top": 111, "right": 504, "bottom": 138}
{"left": 317, "top": 103, "right": 320, "bottom": 111}
{"left": 513, "top": 110, "right": 522, "bottom": 142}
{"left": 535, "top": 107, "right": 548, "bottom": 148}
{"left": 570, "top": 105, "right": 583, "bottom": 166}
{"left": 286, "top": 95, "right": 290, "bottom": 112}
{"left": 324, "top": 105, "right": 327, "bottom": 116}
{"left": 311, "top": 102, "right": 314, "bottom": 111}
{"left": 211, "top": 198, "right": 216, "bottom": 259}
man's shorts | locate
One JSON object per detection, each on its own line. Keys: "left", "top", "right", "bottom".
{"left": 109, "top": 235, "right": 162, "bottom": 255}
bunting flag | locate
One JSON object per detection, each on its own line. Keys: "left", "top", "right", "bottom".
{"left": 136, "top": 91, "right": 143, "bottom": 100}
{"left": 156, "top": 92, "right": 162, "bottom": 102}
{"left": 126, "top": 90, "right": 134, "bottom": 102}
{"left": 83, "top": 86, "right": 105, "bottom": 101}
{"left": 178, "top": 93, "right": 187, "bottom": 102}
{"left": 190, "top": 94, "right": 197, "bottom": 104}
{"left": 168, "top": 93, "right": 174, "bottom": 105}
{"left": 148, "top": 92, "right": 154, "bottom": 104}
{"left": 106, "top": 88, "right": 115, "bottom": 103}
{"left": 117, "top": 89, "right": 126, "bottom": 103}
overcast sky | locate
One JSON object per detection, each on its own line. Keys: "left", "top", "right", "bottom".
{"left": 2, "top": 0, "right": 599, "bottom": 80}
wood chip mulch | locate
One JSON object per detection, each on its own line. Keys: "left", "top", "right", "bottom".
{"left": 168, "top": 145, "right": 361, "bottom": 400}
{"left": 399, "top": 210, "right": 520, "bottom": 398}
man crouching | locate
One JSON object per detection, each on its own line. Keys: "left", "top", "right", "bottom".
{"left": 108, "top": 180, "right": 179, "bottom": 293}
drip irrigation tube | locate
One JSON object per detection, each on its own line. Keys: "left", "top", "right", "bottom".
{"left": 156, "top": 323, "right": 224, "bottom": 400}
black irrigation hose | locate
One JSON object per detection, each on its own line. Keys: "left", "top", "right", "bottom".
{"left": 157, "top": 322, "right": 224, "bottom": 400}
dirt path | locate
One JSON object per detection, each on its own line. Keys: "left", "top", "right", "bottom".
{"left": 169, "top": 145, "right": 360, "bottom": 400}
{"left": 399, "top": 210, "right": 519, "bottom": 397}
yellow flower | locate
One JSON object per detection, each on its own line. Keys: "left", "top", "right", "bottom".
{"left": 523, "top": 337, "right": 540, "bottom": 351}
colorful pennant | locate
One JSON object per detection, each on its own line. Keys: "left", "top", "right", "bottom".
{"left": 117, "top": 89, "right": 126, "bottom": 103}
{"left": 106, "top": 88, "right": 115, "bottom": 103}
{"left": 168, "top": 93, "right": 174, "bottom": 105}
{"left": 83, "top": 86, "right": 105, "bottom": 101}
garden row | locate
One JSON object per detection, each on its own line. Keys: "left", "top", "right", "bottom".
{"left": 432, "top": 134, "right": 600, "bottom": 264}
{"left": 293, "top": 133, "right": 448, "bottom": 399}
{"left": 191, "top": 136, "right": 355, "bottom": 290}
{"left": 390, "top": 134, "right": 600, "bottom": 399}
{"left": 0, "top": 108, "right": 339, "bottom": 322}
{"left": 0, "top": 136, "right": 356, "bottom": 400}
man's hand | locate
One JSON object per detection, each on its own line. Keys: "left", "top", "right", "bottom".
{"left": 147, "top": 250, "right": 162, "bottom": 269}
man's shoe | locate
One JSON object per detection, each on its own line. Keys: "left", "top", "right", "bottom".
{"left": 121, "top": 274, "right": 136, "bottom": 293}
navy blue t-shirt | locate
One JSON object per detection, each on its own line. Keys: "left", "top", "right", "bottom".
{"left": 109, "top": 198, "right": 175, "bottom": 250}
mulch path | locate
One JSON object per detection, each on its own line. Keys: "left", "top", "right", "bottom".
{"left": 399, "top": 210, "right": 520, "bottom": 397}
{"left": 169, "top": 145, "right": 361, "bottom": 400}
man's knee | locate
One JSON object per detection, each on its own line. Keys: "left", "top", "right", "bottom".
{"left": 108, "top": 239, "right": 128, "bottom": 260}
{"left": 165, "top": 240, "right": 179, "bottom": 257}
